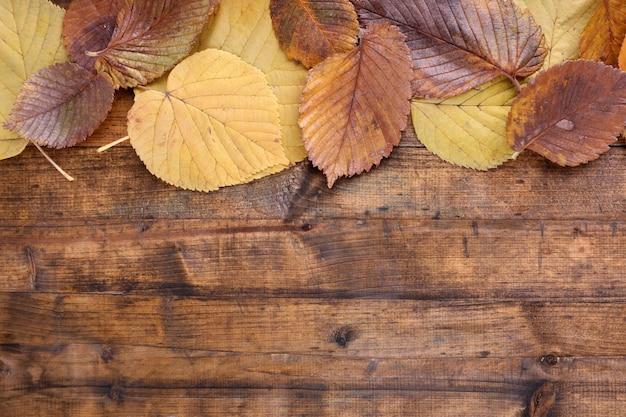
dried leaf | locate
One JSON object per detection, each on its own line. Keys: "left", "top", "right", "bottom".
{"left": 412, "top": 78, "right": 517, "bottom": 169}
{"left": 270, "top": 0, "right": 359, "bottom": 68}
{"left": 299, "top": 22, "right": 412, "bottom": 187}
{"left": 507, "top": 60, "right": 626, "bottom": 166}
{"left": 0, "top": 0, "right": 68, "bottom": 160}
{"left": 199, "top": 0, "right": 308, "bottom": 164}
{"left": 620, "top": 34, "right": 626, "bottom": 70}
{"left": 95, "top": 0, "right": 220, "bottom": 89}
{"left": 514, "top": 0, "right": 601, "bottom": 70}
{"left": 129, "top": 49, "right": 288, "bottom": 192}
{"left": 62, "top": 0, "right": 125, "bottom": 70}
{"left": 353, "top": 0, "right": 547, "bottom": 98}
{"left": 4, "top": 62, "right": 115, "bottom": 148}
{"left": 579, "top": 0, "right": 626, "bottom": 66}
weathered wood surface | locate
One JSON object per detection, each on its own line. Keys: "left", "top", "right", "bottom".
{"left": 3, "top": 35, "right": 626, "bottom": 417}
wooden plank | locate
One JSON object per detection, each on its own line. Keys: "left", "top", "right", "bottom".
{"left": 0, "top": 388, "right": 530, "bottom": 417}
{"left": 3, "top": 144, "right": 625, "bottom": 223}
{"left": 3, "top": 344, "right": 626, "bottom": 391}
{"left": 1, "top": 219, "right": 624, "bottom": 301}
{"left": 4, "top": 345, "right": 626, "bottom": 416}
{"left": 1, "top": 295, "right": 626, "bottom": 357}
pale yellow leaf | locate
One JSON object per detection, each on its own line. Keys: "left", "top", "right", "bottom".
{"left": 411, "top": 78, "right": 518, "bottom": 170}
{"left": 514, "top": 0, "right": 602, "bottom": 69}
{"left": 0, "top": 0, "right": 68, "bottom": 160}
{"left": 128, "top": 49, "right": 288, "bottom": 192}
{"left": 200, "top": 0, "right": 308, "bottom": 164}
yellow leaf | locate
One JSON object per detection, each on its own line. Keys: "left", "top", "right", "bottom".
{"left": 128, "top": 49, "right": 288, "bottom": 192}
{"left": 411, "top": 78, "right": 518, "bottom": 170}
{"left": 514, "top": 0, "right": 602, "bottom": 69}
{"left": 200, "top": 0, "right": 308, "bottom": 164}
{"left": 0, "top": 0, "right": 68, "bottom": 160}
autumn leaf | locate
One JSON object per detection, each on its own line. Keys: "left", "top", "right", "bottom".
{"left": 62, "top": 0, "right": 125, "bottom": 70}
{"left": 412, "top": 78, "right": 517, "bottom": 170}
{"left": 0, "top": 0, "right": 68, "bottom": 160}
{"left": 579, "top": 0, "right": 626, "bottom": 66}
{"left": 352, "top": 0, "right": 547, "bottom": 98}
{"left": 94, "top": 0, "right": 219, "bottom": 89}
{"left": 270, "top": 0, "right": 359, "bottom": 68}
{"left": 200, "top": 0, "right": 309, "bottom": 164}
{"left": 299, "top": 22, "right": 412, "bottom": 187}
{"left": 514, "top": 0, "right": 602, "bottom": 70}
{"left": 620, "top": 35, "right": 626, "bottom": 70}
{"left": 129, "top": 48, "right": 288, "bottom": 192}
{"left": 507, "top": 60, "right": 626, "bottom": 166}
{"left": 4, "top": 62, "right": 115, "bottom": 148}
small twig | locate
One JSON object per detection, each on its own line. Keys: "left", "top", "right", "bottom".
{"left": 33, "top": 143, "right": 75, "bottom": 181}
{"left": 98, "top": 135, "right": 130, "bottom": 153}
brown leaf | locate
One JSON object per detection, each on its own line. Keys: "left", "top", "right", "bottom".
{"left": 579, "top": 0, "right": 626, "bottom": 67}
{"left": 62, "top": 0, "right": 126, "bottom": 70}
{"left": 4, "top": 62, "right": 115, "bottom": 148}
{"left": 94, "top": 0, "right": 220, "bottom": 89}
{"left": 507, "top": 60, "right": 626, "bottom": 166}
{"left": 352, "top": 0, "right": 547, "bottom": 98}
{"left": 298, "top": 22, "right": 412, "bottom": 187}
{"left": 270, "top": 0, "right": 359, "bottom": 68}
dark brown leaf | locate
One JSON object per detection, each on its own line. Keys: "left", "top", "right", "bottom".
{"left": 94, "top": 0, "right": 220, "bottom": 89}
{"left": 507, "top": 60, "right": 626, "bottom": 166}
{"left": 62, "top": 0, "right": 126, "bottom": 70}
{"left": 352, "top": 0, "right": 547, "bottom": 98}
{"left": 4, "top": 62, "right": 115, "bottom": 148}
{"left": 270, "top": 0, "right": 359, "bottom": 68}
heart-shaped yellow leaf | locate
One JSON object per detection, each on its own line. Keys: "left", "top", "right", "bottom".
{"left": 199, "top": 0, "right": 308, "bottom": 164}
{"left": 0, "top": 0, "right": 68, "bottom": 160}
{"left": 128, "top": 48, "right": 288, "bottom": 192}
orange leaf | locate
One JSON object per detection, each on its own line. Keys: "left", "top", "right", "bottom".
{"left": 94, "top": 0, "right": 219, "bottom": 88}
{"left": 507, "top": 60, "right": 626, "bottom": 166}
{"left": 270, "top": 0, "right": 359, "bottom": 68}
{"left": 62, "top": 0, "right": 126, "bottom": 70}
{"left": 353, "top": 0, "right": 547, "bottom": 98}
{"left": 298, "top": 22, "right": 412, "bottom": 187}
{"left": 620, "top": 35, "right": 626, "bottom": 71}
{"left": 579, "top": 0, "right": 626, "bottom": 67}
{"left": 3, "top": 62, "right": 115, "bottom": 148}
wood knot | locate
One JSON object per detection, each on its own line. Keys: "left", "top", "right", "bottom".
{"left": 100, "top": 346, "right": 114, "bottom": 363}
{"left": 331, "top": 325, "right": 357, "bottom": 348}
{"left": 540, "top": 353, "right": 559, "bottom": 367}
{"left": 107, "top": 386, "right": 123, "bottom": 402}
{"left": 527, "top": 382, "right": 556, "bottom": 417}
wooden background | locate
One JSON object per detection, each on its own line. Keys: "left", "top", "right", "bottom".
{"left": 2, "top": 4, "right": 626, "bottom": 416}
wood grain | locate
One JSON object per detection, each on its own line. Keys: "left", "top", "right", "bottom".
{"left": 2, "top": 3, "right": 626, "bottom": 415}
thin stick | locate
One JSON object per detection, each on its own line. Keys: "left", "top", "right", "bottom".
{"left": 33, "top": 143, "right": 75, "bottom": 181}
{"left": 98, "top": 135, "right": 130, "bottom": 153}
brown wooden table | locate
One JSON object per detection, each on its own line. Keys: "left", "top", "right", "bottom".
{"left": 2, "top": 38, "right": 626, "bottom": 417}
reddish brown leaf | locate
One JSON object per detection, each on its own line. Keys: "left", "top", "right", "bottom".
{"left": 507, "top": 60, "right": 626, "bottom": 166}
{"left": 579, "top": 0, "right": 626, "bottom": 67}
{"left": 94, "top": 0, "right": 220, "bottom": 89}
{"left": 352, "top": 0, "right": 547, "bottom": 98}
{"left": 4, "top": 62, "right": 115, "bottom": 148}
{"left": 298, "top": 22, "right": 412, "bottom": 187}
{"left": 62, "top": 0, "right": 126, "bottom": 70}
{"left": 270, "top": 0, "right": 360, "bottom": 68}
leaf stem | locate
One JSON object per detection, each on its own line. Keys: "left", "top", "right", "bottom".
{"left": 34, "top": 143, "right": 75, "bottom": 182}
{"left": 98, "top": 135, "right": 130, "bottom": 153}
{"left": 508, "top": 75, "right": 522, "bottom": 95}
